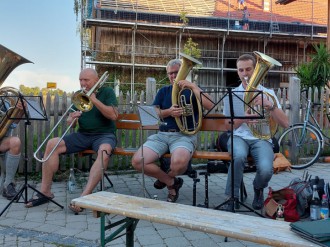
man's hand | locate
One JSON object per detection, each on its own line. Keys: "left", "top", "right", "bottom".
{"left": 177, "top": 79, "right": 196, "bottom": 90}
{"left": 170, "top": 104, "right": 183, "bottom": 117}
{"left": 253, "top": 95, "right": 274, "bottom": 111}
{"left": 67, "top": 111, "right": 82, "bottom": 126}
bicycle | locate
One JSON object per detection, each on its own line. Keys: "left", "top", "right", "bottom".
{"left": 278, "top": 94, "right": 330, "bottom": 169}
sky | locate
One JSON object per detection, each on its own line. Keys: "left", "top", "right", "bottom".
{"left": 0, "top": 0, "right": 81, "bottom": 93}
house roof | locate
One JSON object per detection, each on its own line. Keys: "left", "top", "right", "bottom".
{"left": 96, "top": 0, "right": 327, "bottom": 26}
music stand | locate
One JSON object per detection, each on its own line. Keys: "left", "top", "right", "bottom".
{"left": 202, "top": 88, "right": 264, "bottom": 217}
{"left": 0, "top": 94, "right": 63, "bottom": 217}
{"left": 137, "top": 105, "right": 165, "bottom": 198}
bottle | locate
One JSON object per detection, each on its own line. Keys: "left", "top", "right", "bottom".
{"left": 276, "top": 204, "right": 285, "bottom": 221}
{"left": 320, "top": 194, "right": 329, "bottom": 219}
{"left": 310, "top": 184, "right": 321, "bottom": 220}
{"left": 68, "top": 168, "right": 76, "bottom": 194}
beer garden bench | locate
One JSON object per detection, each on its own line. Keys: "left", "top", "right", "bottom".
{"left": 71, "top": 191, "right": 318, "bottom": 247}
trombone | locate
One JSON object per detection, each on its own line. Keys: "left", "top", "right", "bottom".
{"left": 33, "top": 71, "right": 109, "bottom": 163}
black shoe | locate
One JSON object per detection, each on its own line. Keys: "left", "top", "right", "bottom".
{"left": 167, "top": 177, "right": 183, "bottom": 203}
{"left": 252, "top": 188, "right": 264, "bottom": 210}
{"left": 2, "top": 183, "right": 18, "bottom": 200}
{"left": 154, "top": 180, "right": 166, "bottom": 190}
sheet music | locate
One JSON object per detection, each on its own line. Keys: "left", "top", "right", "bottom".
{"left": 26, "top": 98, "right": 47, "bottom": 120}
{"left": 137, "top": 105, "right": 160, "bottom": 126}
{"left": 223, "top": 92, "right": 246, "bottom": 117}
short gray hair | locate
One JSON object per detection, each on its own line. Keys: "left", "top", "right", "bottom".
{"left": 166, "top": 59, "right": 182, "bottom": 70}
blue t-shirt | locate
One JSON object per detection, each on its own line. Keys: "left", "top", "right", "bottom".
{"left": 153, "top": 85, "right": 198, "bottom": 132}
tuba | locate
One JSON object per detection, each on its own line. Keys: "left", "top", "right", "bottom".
{"left": 0, "top": 44, "right": 32, "bottom": 139}
{"left": 171, "top": 53, "right": 203, "bottom": 135}
{"left": 244, "top": 51, "right": 282, "bottom": 140}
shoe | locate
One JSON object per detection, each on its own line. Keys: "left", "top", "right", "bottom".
{"left": 154, "top": 180, "right": 166, "bottom": 190}
{"left": 68, "top": 203, "right": 85, "bottom": 215}
{"left": 167, "top": 177, "right": 183, "bottom": 203}
{"left": 2, "top": 183, "right": 18, "bottom": 200}
{"left": 252, "top": 188, "right": 264, "bottom": 210}
{"left": 25, "top": 193, "right": 54, "bottom": 208}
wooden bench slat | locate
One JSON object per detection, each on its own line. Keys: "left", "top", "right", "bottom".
{"left": 72, "top": 192, "right": 318, "bottom": 247}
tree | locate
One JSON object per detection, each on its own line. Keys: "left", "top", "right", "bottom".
{"left": 296, "top": 43, "right": 330, "bottom": 89}
{"left": 179, "top": 12, "right": 201, "bottom": 59}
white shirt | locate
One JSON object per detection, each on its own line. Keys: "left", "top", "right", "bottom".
{"left": 223, "top": 83, "right": 281, "bottom": 141}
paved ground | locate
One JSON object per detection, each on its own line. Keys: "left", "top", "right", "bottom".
{"left": 0, "top": 162, "right": 329, "bottom": 247}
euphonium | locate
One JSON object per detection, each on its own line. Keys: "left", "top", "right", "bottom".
{"left": 0, "top": 44, "right": 32, "bottom": 139}
{"left": 244, "top": 51, "right": 282, "bottom": 140}
{"left": 171, "top": 53, "right": 203, "bottom": 135}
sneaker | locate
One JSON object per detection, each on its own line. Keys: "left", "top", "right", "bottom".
{"left": 2, "top": 183, "right": 18, "bottom": 200}
{"left": 252, "top": 188, "right": 264, "bottom": 210}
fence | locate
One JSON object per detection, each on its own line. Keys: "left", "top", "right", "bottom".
{"left": 12, "top": 77, "right": 330, "bottom": 174}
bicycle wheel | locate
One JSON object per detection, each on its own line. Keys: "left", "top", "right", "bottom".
{"left": 278, "top": 124, "right": 322, "bottom": 169}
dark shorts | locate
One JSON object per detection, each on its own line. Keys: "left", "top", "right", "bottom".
{"left": 63, "top": 132, "right": 117, "bottom": 154}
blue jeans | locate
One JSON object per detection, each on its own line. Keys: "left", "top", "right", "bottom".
{"left": 225, "top": 136, "right": 274, "bottom": 198}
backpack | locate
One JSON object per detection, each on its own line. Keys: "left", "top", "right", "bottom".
{"left": 289, "top": 178, "right": 313, "bottom": 218}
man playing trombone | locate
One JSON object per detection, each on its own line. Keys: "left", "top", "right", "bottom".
{"left": 26, "top": 68, "right": 118, "bottom": 214}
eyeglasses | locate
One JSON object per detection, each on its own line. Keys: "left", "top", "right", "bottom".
{"left": 167, "top": 71, "right": 179, "bottom": 76}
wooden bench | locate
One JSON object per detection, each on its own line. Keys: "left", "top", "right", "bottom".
{"left": 71, "top": 191, "right": 318, "bottom": 247}
{"left": 79, "top": 113, "right": 289, "bottom": 207}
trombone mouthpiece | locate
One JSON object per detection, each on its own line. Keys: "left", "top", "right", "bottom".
{"left": 243, "top": 77, "right": 249, "bottom": 83}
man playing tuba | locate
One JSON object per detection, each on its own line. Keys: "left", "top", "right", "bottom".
{"left": 222, "top": 54, "right": 289, "bottom": 210}
{"left": 132, "top": 58, "right": 214, "bottom": 203}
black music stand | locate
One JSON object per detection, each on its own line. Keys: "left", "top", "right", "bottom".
{"left": 202, "top": 88, "right": 264, "bottom": 217}
{"left": 0, "top": 94, "right": 63, "bottom": 217}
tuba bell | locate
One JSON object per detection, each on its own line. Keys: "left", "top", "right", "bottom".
{"left": 171, "top": 53, "right": 203, "bottom": 135}
{"left": 244, "top": 51, "right": 282, "bottom": 140}
{"left": 0, "top": 44, "right": 32, "bottom": 139}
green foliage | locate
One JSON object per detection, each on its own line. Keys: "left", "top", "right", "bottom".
{"left": 179, "top": 11, "right": 189, "bottom": 26}
{"left": 183, "top": 37, "right": 202, "bottom": 59}
{"left": 296, "top": 43, "right": 330, "bottom": 90}
{"left": 73, "top": 0, "right": 85, "bottom": 20}
{"left": 19, "top": 85, "right": 65, "bottom": 96}
{"left": 179, "top": 12, "right": 201, "bottom": 60}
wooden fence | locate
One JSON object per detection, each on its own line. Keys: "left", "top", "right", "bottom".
{"left": 11, "top": 77, "right": 330, "bottom": 174}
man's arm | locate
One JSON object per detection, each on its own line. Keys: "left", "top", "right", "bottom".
{"left": 177, "top": 79, "right": 214, "bottom": 110}
{"left": 89, "top": 89, "right": 119, "bottom": 121}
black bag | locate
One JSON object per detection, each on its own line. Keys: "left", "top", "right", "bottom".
{"left": 289, "top": 178, "right": 313, "bottom": 218}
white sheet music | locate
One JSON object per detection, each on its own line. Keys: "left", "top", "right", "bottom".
{"left": 26, "top": 99, "right": 47, "bottom": 120}
{"left": 137, "top": 105, "right": 160, "bottom": 126}
{"left": 223, "top": 93, "right": 246, "bottom": 117}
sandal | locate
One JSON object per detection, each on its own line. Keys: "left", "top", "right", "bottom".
{"left": 25, "top": 193, "right": 54, "bottom": 208}
{"left": 154, "top": 179, "right": 166, "bottom": 190}
{"left": 68, "top": 203, "right": 84, "bottom": 215}
{"left": 167, "top": 177, "right": 183, "bottom": 203}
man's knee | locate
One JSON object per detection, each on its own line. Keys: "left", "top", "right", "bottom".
{"left": 131, "top": 155, "right": 142, "bottom": 170}
{"left": 169, "top": 157, "right": 189, "bottom": 175}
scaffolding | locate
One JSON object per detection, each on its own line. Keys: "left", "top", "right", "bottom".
{"left": 81, "top": 0, "right": 327, "bottom": 95}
